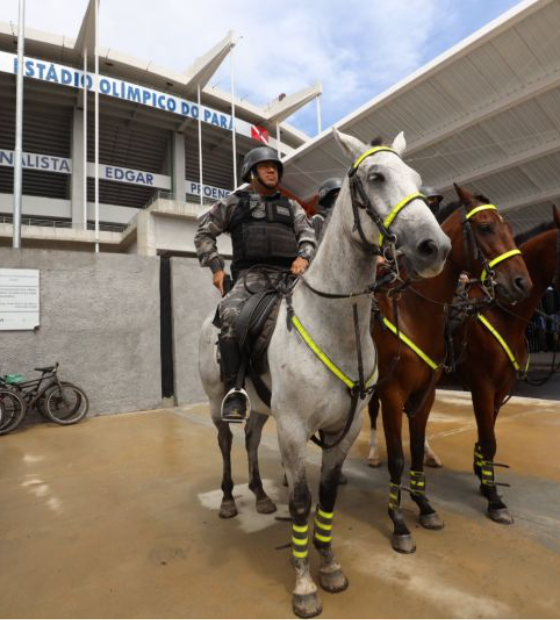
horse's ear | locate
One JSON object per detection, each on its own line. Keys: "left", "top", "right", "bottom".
{"left": 454, "top": 183, "right": 475, "bottom": 206}
{"left": 333, "top": 128, "right": 368, "bottom": 162}
{"left": 392, "top": 131, "right": 406, "bottom": 156}
{"left": 553, "top": 205, "right": 560, "bottom": 229}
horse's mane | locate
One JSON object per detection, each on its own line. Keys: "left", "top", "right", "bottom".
{"left": 515, "top": 221, "right": 555, "bottom": 245}
{"left": 436, "top": 200, "right": 461, "bottom": 223}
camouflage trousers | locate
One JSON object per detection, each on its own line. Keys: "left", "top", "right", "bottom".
{"left": 219, "top": 268, "right": 286, "bottom": 339}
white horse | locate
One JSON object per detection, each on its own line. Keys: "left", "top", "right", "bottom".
{"left": 199, "top": 129, "right": 451, "bottom": 618}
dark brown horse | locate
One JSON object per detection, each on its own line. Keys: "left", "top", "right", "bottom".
{"left": 446, "top": 207, "right": 560, "bottom": 524}
{"left": 369, "top": 186, "right": 532, "bottom": 553}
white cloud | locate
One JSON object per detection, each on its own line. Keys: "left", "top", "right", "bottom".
{"left": 3, "top": 0, "right": 458, "bottom": 134}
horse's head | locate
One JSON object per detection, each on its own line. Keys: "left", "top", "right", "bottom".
{"left": 333, "top": 129, "right": 450, "bottom": 279}
{"left": 450, "top": 184, "right": 532, "bottom": 303}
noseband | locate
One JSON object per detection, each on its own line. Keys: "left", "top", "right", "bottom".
{"left": 347, "top": 146, "right": 429, "bottom": 258}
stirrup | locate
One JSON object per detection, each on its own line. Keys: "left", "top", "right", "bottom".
{"left": 221, "top": 387, "right": 251, "bottom": 423}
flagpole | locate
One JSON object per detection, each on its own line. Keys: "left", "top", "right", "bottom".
{"left": 197, "top": 83, "right": 203, "bottom": 207}
{"left": 83, "top": 47, "right": 88, "bottom": 231}
{"left": 13, "top": 0, "right": 26, "bottom": 249}
{"left": 229, "top": 45, "right": 237, "bottom": 189}
{"left": 94, "top": 0, "right": 100, "bottom": 253}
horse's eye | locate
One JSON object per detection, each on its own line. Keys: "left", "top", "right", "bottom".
{"left": 478, "top": 224, "right": 494, "bottom": 234}
{"left": 369, "top": 173, "right": 385, "bottom": 183}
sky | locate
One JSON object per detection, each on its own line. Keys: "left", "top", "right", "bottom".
{"left": 3, "top": 0, "right": 523, "bottom": 136}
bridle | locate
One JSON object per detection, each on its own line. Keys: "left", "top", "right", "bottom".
{"left": 347, "top": 146, "right": 429, "bottom": 267}
{"left": 462, "top": 204, "right": 522, "bottom": 289}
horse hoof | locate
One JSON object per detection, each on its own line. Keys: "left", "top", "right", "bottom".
{"left": 368, "top": 456, "right": 381, "bottom": 468}
{"left": 488, "top": 507, "right": 513, "bottom": 525}
{"left": 256, "top": 497, "right": 277, "bottom": 514}
{"left": 319, "top": 568, "right": 349, "bottom": 593}
{"left": 392, "top": 534, "right": 416, "bottom": 554}
{"left": 219, "top": 500, "right": 238, "bottom": 519}
{"left": 338, "top": 473, "right": 348, "bottom": 485}
{"left": 419, "top": 512, "right": 444, "bottom": 530}
{"left": 293, "top": 592, "right": 323, "bottom": 618}
{"left": 424, "top": 454, "right": 443, "bottom": 468}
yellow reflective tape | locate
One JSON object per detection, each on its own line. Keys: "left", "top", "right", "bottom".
{"left": 382, "top": 317, "right": 439, "bottom": 370}
{"left": 481, "top": 249, "right": 522, "bottom": 280}
{"left": 414, "top": 481, "right": 425, "bottom": 487}
{"left": 317, "top": 508, "right": 334, "bottom": 520}
{"left": 314, "top": 533, "right": 332, "bottom": 543}
{"left": 292, "top": 549, "right": 309, "bottom": 559}
{"left": 389, "top": 492, "right": 399, "bottom": 500}
{"left": 378, "top": 191, "right": 425, "bottom": 246}
{"left": 465, "top": 204, "right": 497, "bottom": 220}
{"left": 352, "top": 146, "right": 398, "bottom": 169}
{"left": 292, "top": 537, "right": 309, "bottom": 546}
{"left": 482, "top": 470, "right": 493, "bottom": 476}
{"left": 314, "top": 519, "right": 333, "bottom": 531}
{"left": 477, "top": 314, "right": 521, "bottom": 371}
{"left": 292, "top": 316, "right": 376, "bottom": 389}
{"left": 292, "top": 524, "right": 308, "bottom": 533}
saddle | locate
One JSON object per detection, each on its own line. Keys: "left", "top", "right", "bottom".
{"left": 235, "top": 290, "right": 282, "bottom": 375}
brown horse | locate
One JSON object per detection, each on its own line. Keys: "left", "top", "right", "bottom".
{"left": 446, "top": 207, "right": 560, "bottom": 524}
{"left": 369, "top": 185, "right": 532, "bottom": 553}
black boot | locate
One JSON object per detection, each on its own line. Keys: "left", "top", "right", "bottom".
{"left": 219, "top": 337, "right": 249, "bottom": 423}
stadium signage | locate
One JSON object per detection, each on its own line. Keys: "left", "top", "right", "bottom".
{"left": 0, "top": 149, "right": 229, "bottom": 198}
{"left": 0, "top": 51, "right": 289, "bottom": 154}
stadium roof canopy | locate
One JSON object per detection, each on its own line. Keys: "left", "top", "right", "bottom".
{"left": 281, "top": 0, "right": 560, "bottom": 233}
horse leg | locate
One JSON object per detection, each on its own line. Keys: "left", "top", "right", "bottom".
{"left": 408, "top": 390, "right": 444, "bottom": 530}
{"left": 313, "top": 418, "right": 363, "bottom": 595}
{"left": 424, "top": 436, "right": 443, "bottom": 468}
{"left": 245, "top": 411, "right": 277, "bottom": 514}
{"left": 367, "top": 394, "right": 382, "bottom": 467}
{"left": 277, "top": 421, "right": 321, "bottom": 619}
{"left": 214, "top": 418, "right": 238, "bottom": 519}
{"left": 382, "top": 391, "right": 415, "bottom": 553}
{"left": 471, "top": 385, "right": 513, "bottom": 524}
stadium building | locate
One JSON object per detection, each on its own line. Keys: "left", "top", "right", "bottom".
{"left": 0, "top": 0, "right": 321, "bottom": 255}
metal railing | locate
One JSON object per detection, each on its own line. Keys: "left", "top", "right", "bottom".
{"left": 0, "top": 215, "right": 126, "bottom": 233}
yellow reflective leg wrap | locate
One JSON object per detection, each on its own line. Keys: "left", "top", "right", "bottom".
{"left": 409, "top": 470, "right": 426, "bottom": 496}
{"left": 389, "top": 482, "right": 401, "bottom": 511}
{"left": 292, "top": 523, "right": 309, "bottom": 560}
{"left": 313, "top": 505, "right": 334, "bottom": 547}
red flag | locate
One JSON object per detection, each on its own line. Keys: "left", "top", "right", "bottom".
{"left": 251, "top": 125, "right": 269, "bottom": 144}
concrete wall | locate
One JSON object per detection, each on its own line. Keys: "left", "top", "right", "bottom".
{"left": 171, "top": 257, "right": 222, "bottom": 405}
{"left": 0, "top": 249, "right": 161, "bottom": 416}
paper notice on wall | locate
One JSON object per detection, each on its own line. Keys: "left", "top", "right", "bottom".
{"left": 0, "top": 269, "right": 40, "bottom": 331}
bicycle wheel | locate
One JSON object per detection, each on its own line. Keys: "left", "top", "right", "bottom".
{"left": 44, "top": 382, "right": 89, "bottom": 425}
{"left": 0, "top": 389, "right": 27, "bottom": 435}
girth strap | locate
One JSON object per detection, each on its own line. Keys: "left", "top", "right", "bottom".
{"left": 477, "top": 314, "right": 528, "bottom": 373}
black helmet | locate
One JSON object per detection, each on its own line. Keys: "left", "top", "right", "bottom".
{"left": 241, "top": 146, "right": 283, "bottom": 183}
{"left": 421, "top": 186, "right": 443, "bottom": 202}
{"left": 318, "top": 177, "right": 343, "bottom": 207}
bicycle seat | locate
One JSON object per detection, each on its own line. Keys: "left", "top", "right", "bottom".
{"left": 35, "top": 366, "right": 56, "bottom": 373}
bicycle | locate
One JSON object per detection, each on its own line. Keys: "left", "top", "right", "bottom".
{"left": 0, "top": 363, "right": 89, "bottom": 434}
{"left": 0, "top": 388, "right": 26, "bottom": 436}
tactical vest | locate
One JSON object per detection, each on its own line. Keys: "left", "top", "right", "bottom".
{"left": 229, "top": 192, "right": 299, "bottom": 278}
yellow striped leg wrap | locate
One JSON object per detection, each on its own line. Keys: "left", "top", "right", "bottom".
{"left": 480, "top": 461, "right": 495, "bottom": 487}
{"left": 474, "top": 443, "right": 484, "bottom": 469}
{"left": 410, "top": 470, "right": 426, "bottom": 496}
{"left": 314, "top": 506, "right": 334, "bottom": 546}
{"left": 388, "top": 482, "right": 401, "bottom": 511}
{"left": 292, "top": 523, "right": 309, "bottom": 559}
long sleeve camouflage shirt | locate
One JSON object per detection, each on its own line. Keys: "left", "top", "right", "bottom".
{"left": 194, "top": 190, "right": 316, "bottom": 273}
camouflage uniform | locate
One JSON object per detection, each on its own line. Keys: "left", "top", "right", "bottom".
{"left": 195, "top": 190, "right": 316, "bottom": 338}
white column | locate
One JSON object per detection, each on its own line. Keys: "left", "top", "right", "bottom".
{"left": 172, "top": 132, "right": 186, "bottom": 201}
{"left": 13, "top": 0, "right": 26, "bottom": 249}
{"left": 197, "top": 84, "right": 203, "bottom": 207}
{"left": 276, "top": 122, "right": 281, "bottom": 156}
{"left": 83, "top": 47, "right": 88, "bottom": 230}
{"left": 230, "top": 46, "right": 237, "bottom": 189}
{"left": 71, "top": 107, "right": 86, "bottom": 228}
{"left": 316, "top": 94, "right": 322, "bottom": 135}
{"left": 94, "top": 0, "right": 100, "bottom": 252}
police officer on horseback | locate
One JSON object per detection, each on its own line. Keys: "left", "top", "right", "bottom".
{"left": 421, "top": 186, "right": 444, "bottom": 215}
{"left": 194, "top": 145, "right": 316, "bottom": 422}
